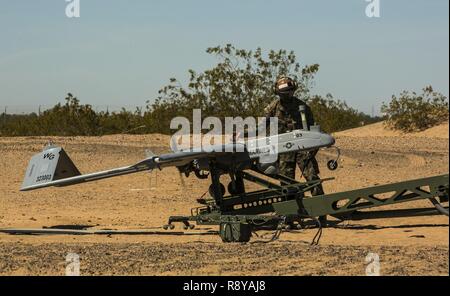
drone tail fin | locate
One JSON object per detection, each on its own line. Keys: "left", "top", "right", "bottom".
{"left": 21, "top": 145, "right": 81, "bottom": 191}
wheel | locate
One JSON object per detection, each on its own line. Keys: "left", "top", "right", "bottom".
{"left": 228, "top": 182, "right": 240, "bottom": 195}
{"left": 209, "top": 183, "right": 226, "bottom": 198}
{"left": 220, "top": 223, "right": 233, "bottom": 242}
{"left": 327, "top": 160, "right": 338, "bottom": 171}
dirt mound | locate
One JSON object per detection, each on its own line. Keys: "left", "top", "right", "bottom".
{"left": 335, "top": 121, "right": 449, "bottom": 139}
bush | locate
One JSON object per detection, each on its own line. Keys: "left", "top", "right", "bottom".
{"left": 307, "top": 94, "right": 379, "bottom": 133}
{"left": 381, "top": 86, "right": 449, "bottom": 132}
{"left": 0, "top": 94, "right": 146, "bottom": 136}
{"left": 0, "top": 92, "right": 378, "bottom": 136}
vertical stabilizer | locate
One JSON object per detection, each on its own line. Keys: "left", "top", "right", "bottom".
{"left": 21, "top": 145, "right": 81, "bottom": 190}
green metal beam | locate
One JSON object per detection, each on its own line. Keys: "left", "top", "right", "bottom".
{"left": 273, "top": 174, "right": 449, "bottom": 217}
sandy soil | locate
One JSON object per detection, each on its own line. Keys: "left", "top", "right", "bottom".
{"left": 0, "top": 122, "right": 448, "bottom": 275}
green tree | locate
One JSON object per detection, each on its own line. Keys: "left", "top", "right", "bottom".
{"left": 146, "top": 44, "right": 320, "bottom": 133}
{"left": 381, "top": 86, "right": 449, "bottom": 132}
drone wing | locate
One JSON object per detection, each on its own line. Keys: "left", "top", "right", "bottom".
{"left": 20, "top": 145, "right": 208, "bottom": 191}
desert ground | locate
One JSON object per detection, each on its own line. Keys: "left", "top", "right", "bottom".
{"left": 0, "top": 122, "right": 448, "bottom": 275}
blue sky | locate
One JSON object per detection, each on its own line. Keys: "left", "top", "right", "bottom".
{"left": 0, "top": 0, "right": 448, "bottom": 115}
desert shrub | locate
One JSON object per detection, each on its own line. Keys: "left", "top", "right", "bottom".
{"left": 0, "top": 94, "right": 145, "bottom": 136}
{"left": 381, "top": 86, "right": 449, "bottom": 132}
{"left": 98, "top": 107, "right": 146, "bottom": 135}
{"left": 307, "top": 94, "right": 372, "bottom": 133}
{"left": 38, "top": 93, "right": 100, "bottom": 136}
{"left": 0, "top": 113, "right": 40, "bottom": 136}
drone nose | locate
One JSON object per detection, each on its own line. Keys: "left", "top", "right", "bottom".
{"left": 320, "top": 133, "right": 335, "bottom": 147}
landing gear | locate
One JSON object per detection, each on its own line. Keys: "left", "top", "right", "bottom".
{"left": 326, "top": 146, "right": 340, "bottom": 171}
{"left": 327, "top": 160, "right": 338, "bottom": 171}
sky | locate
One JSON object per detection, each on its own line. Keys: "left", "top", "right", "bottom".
{"left": 0, "top": 0, "right": 448, "bottom": 115}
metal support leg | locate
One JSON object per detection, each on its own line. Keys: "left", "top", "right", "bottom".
{"left": 209, "top": 163, "right": 224, "bottom": 207}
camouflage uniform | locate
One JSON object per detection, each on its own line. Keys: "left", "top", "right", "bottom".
{"left": 264, "top": 97, "right": 325, "bottom": 196}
